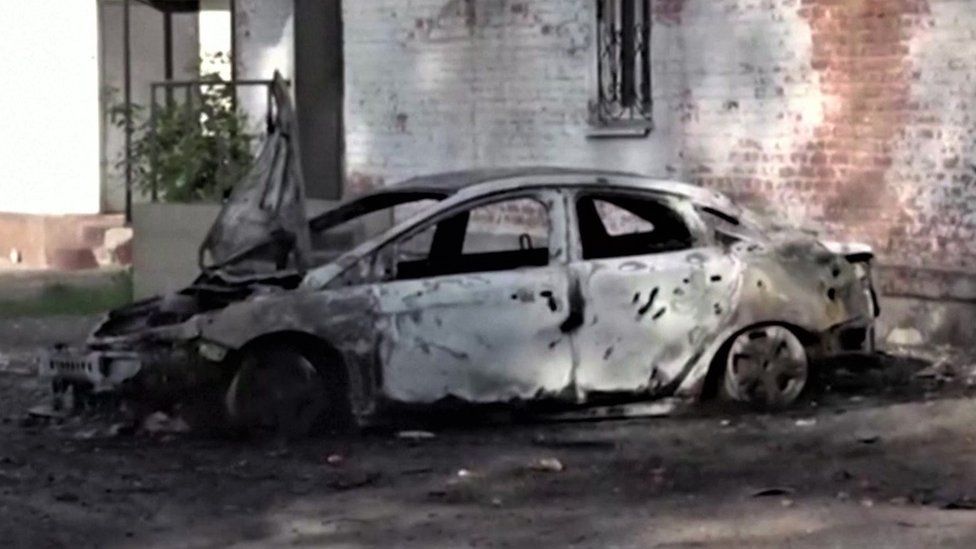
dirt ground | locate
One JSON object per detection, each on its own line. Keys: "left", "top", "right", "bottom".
{"left": 2, "top": 316, "right": 976, "bottom": 548}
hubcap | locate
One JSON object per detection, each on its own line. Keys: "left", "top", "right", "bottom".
{"left": 725, "top": 326, "right": 808, "bottom": 406}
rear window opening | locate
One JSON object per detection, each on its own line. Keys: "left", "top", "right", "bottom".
{"left": 577, "top": 194, "right": 694, "bottom": 260}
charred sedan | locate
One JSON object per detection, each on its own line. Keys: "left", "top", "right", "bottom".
{"left": 39, "top": 82, "right": 878, "bottom": 435}
{"left": 40, "top": 168, "right": 878, "bottom": 435}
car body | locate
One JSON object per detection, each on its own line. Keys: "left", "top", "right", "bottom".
{"left": 40, "top": 166, "right": 879, "bottom": 426}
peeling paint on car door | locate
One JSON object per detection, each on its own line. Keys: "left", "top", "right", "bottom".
{"left": 565, "top": 191, "right": 741, "bottom": 396}
{"left": 373, "top": 190, "right": 575, "bottom": 404}
{"left": 570, "top": 248, "right": 740, "bottom": 395}
{"left": 375, "top": 267, "right": 575, "bottom": 403}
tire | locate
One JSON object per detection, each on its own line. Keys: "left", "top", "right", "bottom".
{"left": 719, "top": 325, "right": 809, "bottom": 408}
{"left": 224, "top": 345, "right": 346, "bottom": 439}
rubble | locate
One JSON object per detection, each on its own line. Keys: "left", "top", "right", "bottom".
{"left": 141, "top": 412, "right": 191, "bottom": 435}
{"left": 942, "top": 497, "right": 976, "bottom": 511}
{"left": 750, "top": 487, "right": 795, "bottom": 498}
{"left": 397, "top": 430, "right": 436, "bottom": 441}
{"left": 886, "top": 328, "right": 924, "bottom": 347}
{"left": 529, "top": 458, "right": 565, "bottom": 473}
{"left": 855, "top": 433, "right": 881, "bottom": 445}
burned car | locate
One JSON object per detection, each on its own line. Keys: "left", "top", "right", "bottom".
{"left": 40, "top": 85, "right": 878, "bottom": 436}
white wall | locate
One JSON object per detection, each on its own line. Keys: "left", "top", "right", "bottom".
{"left": 234, "top": 0, "right": 294, "bottom": 128}
{"left": 200, "top": 0, "right": 233, "bottom": 79}
{"left": 0, "top": 0, "right": 102, "bottom": 215}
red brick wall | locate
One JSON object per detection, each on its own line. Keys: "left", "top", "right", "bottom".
{"left": 700, "top": 0, "right": 934, "bottom": 266}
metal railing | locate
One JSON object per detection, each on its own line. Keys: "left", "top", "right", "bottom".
{"left": 145, "top": 78, "right": 280, "bottom": 203}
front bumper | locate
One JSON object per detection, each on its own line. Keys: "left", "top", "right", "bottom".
{"left": 38, "top": 342, "right": 228, "bottom": 410}
{"left": 39, "top": 350, "right": 143, "bottom": 394}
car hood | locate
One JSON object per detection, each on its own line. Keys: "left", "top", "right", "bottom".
{"left": 198, "top": 71, "right": 312, "bottom": 278}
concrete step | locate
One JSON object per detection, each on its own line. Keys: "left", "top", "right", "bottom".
{"left": 78, "top": 214, "right": 126, "bottom": 247}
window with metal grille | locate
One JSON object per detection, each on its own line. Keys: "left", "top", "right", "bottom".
{"left": 591, "top": 0, "right": 653, "bottom": 130}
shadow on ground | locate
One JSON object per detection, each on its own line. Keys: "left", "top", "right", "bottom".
{"left": 2, "top": 331, "right": 976, "bottom": 548}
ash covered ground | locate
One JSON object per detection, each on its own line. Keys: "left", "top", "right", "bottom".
{"left": 2, "top": 316, "right": 976, "bottom": 548}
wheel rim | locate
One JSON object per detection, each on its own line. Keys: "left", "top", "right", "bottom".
{"left": 725, "top": 326, "right": 808, "bottom": 406}
{"left": 225, "top": 351, "right": 329, "bottom": 436}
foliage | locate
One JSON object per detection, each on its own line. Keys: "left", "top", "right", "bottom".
{"left": 108, "top": 72, "right": 255, "bottom": 203}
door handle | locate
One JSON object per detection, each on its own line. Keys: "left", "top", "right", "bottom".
{"left": 559, "top": 278, "right": 585, "bottom": 334}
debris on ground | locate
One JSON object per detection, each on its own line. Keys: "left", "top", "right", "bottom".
{"left": 886, "top": 328, "right": 924, "bottom": 347}
{"left": 141, "top": 412, "right": 191, "bottom": 435}
{"left": 26, "top": 404, "right": 68, "bottom": 420}
{"left": 327, "top": 471, "right": 381, "bottom": 491}
{"left": 529, "top": 458, "right": 565, "bottom": 473}
{"left": 397, "top": 430, "right": 436, "bottom": 441}
{"left": 751, "top": 487, "right": 796, "bottom": 497}
{"left": 73, "top": 428, "right": 101, "bottom": 440}
{"left": 832, "top": 469, "right": 854, "bottom": 482}
{"left": 54, "top": 492, "right": 80, "bottom": 503}
{"left": 941, "top": 496, "right": 976, "bottom": 510}
{"left": 532, "top": 435, "right": 616, "bottom": 450}
{"left": 855, "top": 433, "right": 881, "bottom": 445}
{"left": 914, "top": 357, "right": 956, "bottom": 383}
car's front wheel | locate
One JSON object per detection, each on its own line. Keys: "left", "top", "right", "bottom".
{"left": 720, "top": 325, "right": 809, "bottom": 408}
{"left": 224, "top": 345, "right": 343, "bottom": 439}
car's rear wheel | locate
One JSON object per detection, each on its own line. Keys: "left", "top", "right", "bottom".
{"left": 224, "top": 345, "right": 343, "bottom": 439}
{"left": 721, "top": 325, "right": 809, "bottom": 408}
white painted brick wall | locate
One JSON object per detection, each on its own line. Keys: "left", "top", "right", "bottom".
{"left": 341, "top": 0, "right": 816, "bottom": 188}
{"left": 341, "top": 0, "right": 976, "bottom": 278}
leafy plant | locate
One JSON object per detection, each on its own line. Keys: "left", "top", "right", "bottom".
{"left": 108, "top": 70, "right": 255, "bottom": 203}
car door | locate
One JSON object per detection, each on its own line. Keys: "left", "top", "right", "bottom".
{"left": 371, "top": 189, "right": 576, "bottom": 404}
{"left": 567, "top": 190, "right": 739, "bottom": 396}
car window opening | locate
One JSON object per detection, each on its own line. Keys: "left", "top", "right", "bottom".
{"left": 308, "top": 192, "right": 444, "bottom": 267}
{"left": 577, "top": 194, "right": 693, "bottom": 260}
{"left": 395, "top": 198, "right": 551, "bottom": 280}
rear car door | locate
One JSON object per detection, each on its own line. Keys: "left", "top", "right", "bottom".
{"left": 567, "top": 190, "right": 739, "bottom": 397}
{"left": 371, "top": 190, "right": 576, "bottom": 404}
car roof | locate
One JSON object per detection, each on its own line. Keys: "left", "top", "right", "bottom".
{"left": 391, "top": 167, "right": 637, "bottom": 191}
{"left": 384, "top": 166, "right": 738, "bottom": 213}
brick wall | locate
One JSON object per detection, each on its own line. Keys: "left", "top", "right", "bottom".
{"left": 341, "top": 0, "right": 976, "bottom": 298}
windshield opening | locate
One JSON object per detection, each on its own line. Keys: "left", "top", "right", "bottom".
{"left": 308, "top": 191, "right": 445, "bottom": 267}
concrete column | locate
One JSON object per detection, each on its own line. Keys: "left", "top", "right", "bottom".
{"left": 294, "top": 0, "right": 344, "bottom": 200}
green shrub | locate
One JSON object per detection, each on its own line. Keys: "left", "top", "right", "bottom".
{"left": 108, "top": 71, "right": 254, "bottom": 203}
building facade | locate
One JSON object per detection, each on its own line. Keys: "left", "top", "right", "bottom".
{"left": 0, "top": 0, "right": 223, "bottom": 269}
{"left": 327, "top": 0, "right": 976, "bottom": 341}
